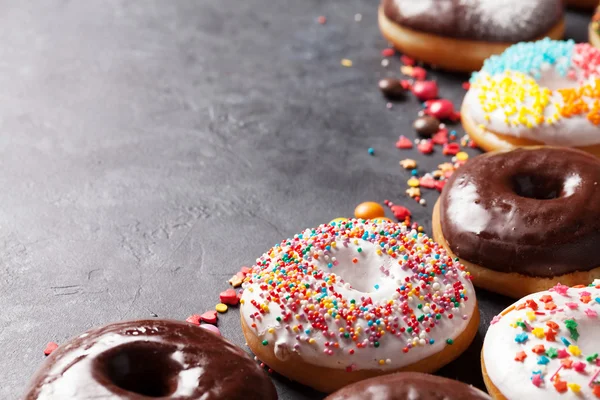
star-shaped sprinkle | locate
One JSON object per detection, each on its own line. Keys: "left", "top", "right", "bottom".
{"left": 565, "top": 319, "right": 579, "bottom": 341}
{"left": 532, "top": 327, "right": 545, "bottom": 338}
{"left": 515, "top": 333, "right": 529, "bottom": 343}
{"left": 526, "top": 311, "right": 536, "bottom": 321}
{"left": 406, "top": 187, "right": 421, "bottom": 198}
{"left": 554, "top": 379, "right": 568, "bottom": 393}
{"left": 545, "top": 302, "right": 557, "bottom": 310}
{"left": 546, "top": 348, "right": 558, "bottom": 358}
{"left": 566, "top": 302, "right": 579, "bottom": 310}
{"left": 399, "top": 159, "right": 417, "bottom": 169}
{"left": 531, "top": 373, "right": 543, "bottom": 387}
{"left": 540, "top": 295, "right": 553, "bottom": 303}
{"left": 568, "top": 345, "right": 581, "bottom": 357}
{"left": 515, "top": 351, "right": 527, "bottom": 362}
{"left": 573, "top": 361, "right": 586, "bottom": 372}
{"left": 547, "top": 321, "right": 559, "bottom": 330}
{"left": 586, "top": 353, "right": 598, "bottom": 363}
{"left": 562, "top": 358, "right": 573, "bottom": 368}
{"left": 545, "top": 329, "right": 557, "bottom": 342}
{"left": 532, "top": 344, "right": 546, "bottom": 354}
{"left": 550, "top": 283, "right": 570, "bottom": 296}
{"left": 538, "top": 355, "right": 550, "bottom": 365}
{"left": 567, "top": 383, "right": 581, "bottom": 393}
{"left": 585, "top": 308, "right": 598, "bottom": 318}
{"left": 526, "top": 299, "right": 539, "bottom": 310}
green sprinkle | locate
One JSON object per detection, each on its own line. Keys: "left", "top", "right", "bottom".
{"left": 262, "top": 340, "right": 268, "bottom": 346}
{"left": 546, "top": 348, "right": 558, "bottom": 359}
{"left": 374, "top": 341, "right": 380, "bottom": 348}
{"left": 446, "top": 339, "right": 454, "bottom": 345}
{"left": 276, "top": 316, "right": 282, "bottom": 322}
{"left": 435, "top": 314, "right": 441, "bottom": 319}
{"left": 357, "top": 248, "right": 362, "bottom": 253}
{"left": 516, "top": 321, "right": 527, "bottom": 330}
{"left": 587, "top": 353, "right": 598, "bottom": 363}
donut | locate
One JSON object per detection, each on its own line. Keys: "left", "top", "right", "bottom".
{"left": 566, "top": 0, "right": 599, "bottom": 9}
{"left": 482, "top": 281, "right": 600, "bottom": 399}
{"left": 23, "top": 319, "right": 277, "bottom": 399}
{"left": 590, "top": 5, "right": 600, "bottom": 50}
{"left": 240, "top": 219, "right": 479, "bottom": 393}
{"left": 463, "top": 39, "right": 600, "bottom": 156}
{"left": 378, "top": 0, "right": 564, "bottom": 72}
{"left": 325, "top": 372, "right": 491, "bottom": 400}
{"left": 432, "top": 147, "right": 600, "bottom": 299}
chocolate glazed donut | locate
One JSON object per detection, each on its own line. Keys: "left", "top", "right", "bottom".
{"left": 23, "top": 319, "right": 278, "bottom": 400}
{"left": 433, "top": 147, "right": 600, "bottom": 297}
{"left": 325, "top": 372, "right": 490, "bottom": 400}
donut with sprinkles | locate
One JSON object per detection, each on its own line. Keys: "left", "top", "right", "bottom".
{"left": 239, "top": 219, "right": 479, "bottom": 393}
{"left": 463, "top": 39, "right": 600, "bottom": 157}
{"left": 482, "top": 281, "right": 600, "bottom": 399}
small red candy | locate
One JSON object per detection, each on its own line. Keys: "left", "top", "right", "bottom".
{"left": 220, "top": 288, "right": 239, "bottom": 305}
{"left": 200, "top": 310, "right": 218, "bottom": 324}
{"left": 390, "top": 205, "right": 411, "bottom": 220}
{"left": 381, "top": 48, "right": 395, "bottom": 57}
{"left": 419, "top": 177, "right": 436, "bottom": 189}
{"left": 186, "top": 314, "right": 202, "bottom": 326}
{"left": 462, "top": 82, "right": 470, "bottom": 90}
{"left": 417, "top": 140, "right": 434, "bottom": 154}
{"left": 44, "top": 342, "right": 59, "bottom": 356}
{"left": 411, "top": 81, "right": 438, "bottom": 101}
{"left": 434, "top": 180, "right": 446, "bottom": 192}
{"left": 395, "top": 135, "right": 413, "bottom": 149}
{"left": 240, "top": 266, "right": 251, "bottom": 275}
{"left": 442, "top": 143, "right": 460, "bottom": 155}
{"left": 400, "top": 55, "right": 415, "bottom": 66}
{"left": 411, "top": 67, "right": 427, "bottom": 81}
{"left": 424, "top": 99, "right": 457, "bottom": 120}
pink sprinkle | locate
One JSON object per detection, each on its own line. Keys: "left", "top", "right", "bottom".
{"left": 199, "top": 324, "right": 221, "bottom": 336}
{"left": 581, "top": 291, "right": 591, "bottom": 297}
{"left": 491, "top": 315, "right": 501, "bottom": 325}
{"left": 550, "top": 283, "right": 569, "bottom": 296}
{"left": 411, "top": 67, "right": 427, "bottom": 81}
{"left": 395, "top": 135, "right": 413, "bottom": 149}
{"left": 381, "top": 48, "right": 395, "bottom": 57}
{"left": 557, "top": 349, "right": 569, "bottom": 359}
{"left": 531, "top": 373, "right": 543, "bottom": 387}
{"left": 400, "top": 55, "right": 415, "bottom": 66}
{"left": 566, "top": 302, "right": 579, "bottom": 310}
{"left": 585, "top": 308, "right": 598, "bottom": 318}
{"left": 186, "top": 314, "right": 202, "bottom": 325}
{"left": 417, "top": 140, "right": 434, "bottom": 154}
{"left": 590, "top": 368, "right": 600, "bottom": 386}
{"left": 574, "top": 361, "right": 586, "bottom": 373}
{"left": 43, "top": 342, "right": 59, "bottom": 356}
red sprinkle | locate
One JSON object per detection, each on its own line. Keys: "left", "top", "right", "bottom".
{"left": 434, "top": 180, "right": 446, "bottom": 192}
{"left": 424, "top": 99, "right": 456, "bottom": 120}
{"left": 186, "top": 314, "right": 202, "bottom": 326}
{"left": 220, "top": 288, "right": 240, "bottom": 305}
{"left": 442, "top": 143, "right": 460, "bottom": 156}
{"left": 390, "top": 205, "right": 411, "bottom": 221}
{"left": 381, "top": 48, "right": 395, "bottom": 57}
{"left": 200, "top": 310, "right": 218, "bottom": 324}
{"left": 462, "top": 82, "right": 470, "bottom": 90}
{"left": 44, "top": 342, "right": 59, "bottom": 356}
{"left": 395, "top": 135, "right": 413, "bottom": 149}
{"left": 419, "top": 177, "right": 436, "bottom": 189}
{"left": 317, "top": 16, "right": 327, "bottom": 24}
{"left": 417, "top": 140, "right": 434, "bottom": 154}
{"left": 431, "top": 128, "right": 449, "bottom": 145}
{"left": 400, "top": 55, "right": 415, "bottom": 66}
{"left": 411, "top": 67, "right": 427, "bottom": 81}
{"left": 515, "top": 351, "right": 527, "bottom": 362}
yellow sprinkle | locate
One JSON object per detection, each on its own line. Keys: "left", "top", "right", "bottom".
{"left": 532, "top": 327, "right": 544, "bottom": 339}
{"left": 308, "top": 338, "right": 316, "bottom": 344}
{"left": 455, "top": 152, "right": 468, "bottom": 162}
{"left": 526, "top": 311, "right": 536, "bottom": 321}
{"left": 341, "top": 59, "right": 353, "bottom": 67}
{"left": 378, "top": 359, "right": 385, "bottom": 365}
{"left": 407, "top": 177, "right": 420, "bottom": 187}
{"left": 215, "top": 303, "right": 228, "bottom": 313}
{"left": 568, "top": 345, "right": 581, "bottom": 356}
{"left": 329, "top": 217, "right": 347, "bottom": 225}
{"left": 567, "top": 383, "right": 581, "bottom": 393}
{"left": 240, "top": 299, "right": 245, "bottom": 304}
{"left": 268, "top": 327, "right": 275, "bottom": 334}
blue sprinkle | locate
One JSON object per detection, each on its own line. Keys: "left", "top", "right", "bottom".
{"left": 411, "top": 169, "right": 418, "bottom": 176}
{"left": 305, "top": 329, "right": 311, "bottom": 334}
{"left": 368, "top": 147, "right": 375, "bottom": 155}
{"left": 532, "top": 370, "right": 542, "bottom": 375}
{"left": 561, "top": 337, "right": 571, "bottom": 346}
{"left": 537, "top": 356, "right": 550, "bottom": 365}
{"left": 471, "top": 38, "right": 575, "bottom": 82}
{"left": 515, "top": 333, "right": 529, "bottom": 343}
{"left": 368, "top": 320, "right": 374, "bottom": 326}
{"left": 374, "top": 284, "right": 380, "bottom": 290}
{"left": 429, "top": 339, "right": 435, "bottom": 344}
{"left": 595, "top": 297, "right": 600, "bottom": 304}
{"left": 327, "top": 263, "right": 332, "bottom": 268}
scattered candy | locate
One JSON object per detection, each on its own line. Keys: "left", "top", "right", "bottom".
{"left": 411, "top": 81, "right": 438, "bottom": 101}
{"left": 381, "top": 48, "right": 395, "bottom": 57}
{"left": 396, "top": 135, "right": 413, "bottom": 149}
{"left": 200, "top": 310, "right": 218, "bottom": 324}
{"left": 399, "top": 159, "right": 417, "bottom": 169}
{"left": 379, "top": 78, "right": 406, "bottom": 99}
{"left": 220, "top": 288, "right": 239, "bottom": 305}
{"left": 384, "top": 200, "right": 411, "bottom": 221}
{"left": 424, "top": 99, "right": 460, "bottom": 120}
{"left": 406, "top": 187, "right": 421, "bottom": 198}
{"left": 186, "top": 314, "right": 202, "bottom": 326}
{"left": 317, "top": 16, "right": 327, "bottom": 24}
{"left": 354, "top": 201, "right": 385, "bottom": 219}
{"left": 413, "top": 116, "right": 441, "bottom": 138}
{"left": 368, "top": 147, "right": 375, "bottom": 155}
{"left": 400, "top": 55, "right": 415, "bottom": 66}
{"left": 354, "top": 13, "right": 362, "bottom": 22}
{"left": 443, "top": 143, "right": 460, "bottom": 156}
{"left": 215, "top": 303, "right": 228, "bottom": 313}
{"left": 341, "top": 59, "right": 353, "bottom": 67}
{"left": 199, "top": 324, "right": 221, "bottom": 336}
{"left": 44, "top": 342, "right": 59, "bottom": 356}
{"left": 417, "top": 140, "right": 434, "bottom": 154}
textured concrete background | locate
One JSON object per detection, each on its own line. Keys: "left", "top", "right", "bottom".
{"left": 0, "top": 1, "right": 590, "bottom": 398}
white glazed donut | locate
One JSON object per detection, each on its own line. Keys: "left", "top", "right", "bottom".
{"left": 463, "top": 39, "right": 600, "bottom": 155}
{"left": 240, "top": 219, "right": 479, "bottom": 393}
{"left": 482, "top": 281, "right": 600, "bottom": 399}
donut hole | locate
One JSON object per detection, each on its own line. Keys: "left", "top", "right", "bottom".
{"left": 511, "top": 174, "right": 563, "bottom": 200}
{"left": 95, "top": 341, "right": 181, "bottom": 397}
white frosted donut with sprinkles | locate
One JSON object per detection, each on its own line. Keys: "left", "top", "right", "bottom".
{"left": 239, "top": 219, "right": 479, "bottom": 393}
{"left": 482, "top": 281, "right": 600, "bottom": 399}
{"left": 463, "top": 39, "right": 600, "bottom": 156}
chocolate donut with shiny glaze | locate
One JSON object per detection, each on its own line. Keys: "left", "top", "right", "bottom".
{"left": 382, "top": 0, "right": 563, "bottom": 42}
{"left": 325, "top": 372, "right": 490, "bottom": 400}
{"left": 23, "top": 319, "right": 278, "bottom": 399}
{"left": 439, "top": 147, "right": 600, "bottom": 278}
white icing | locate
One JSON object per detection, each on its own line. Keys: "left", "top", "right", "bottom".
{"left": 240, "top": 220, "right": 477, "bottom": 371}
{"left": 483, "top": 284, "right": 600, "bottom": 399}
{"left": 466, "top": 76, "right": 600, "bottom": 147}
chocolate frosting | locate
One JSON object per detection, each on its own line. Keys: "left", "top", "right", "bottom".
{"left": 382, "top": 0, "right": 563, "bottom": 43}
{"left": 440, "top": 148, "right": 600, "bottom": 278}
{"left": 23, "top": 319, "right": 277, "bottom": 400}
{"left": 325, "top": 372, "right": 490, "bottom": 400}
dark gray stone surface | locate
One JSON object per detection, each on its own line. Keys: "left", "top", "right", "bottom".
{"left": 0, "top": 1, "right": 590, "bottom": 398}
